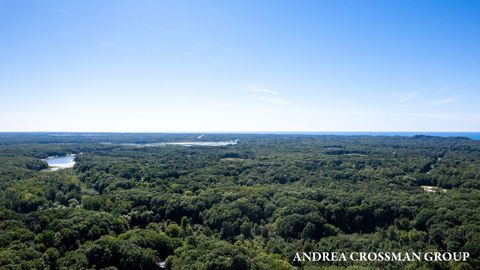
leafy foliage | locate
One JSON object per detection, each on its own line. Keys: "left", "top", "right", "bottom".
{"left": 0, "top": 134, "right": 479, "bottom": 269}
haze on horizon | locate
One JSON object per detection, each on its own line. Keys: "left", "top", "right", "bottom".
{"left": 0, "top": 0, "right": 479, "bottom": 132}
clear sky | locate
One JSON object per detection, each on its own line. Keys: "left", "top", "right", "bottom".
{"left": 0, "top": 0, "right": 479, "bottom": 132}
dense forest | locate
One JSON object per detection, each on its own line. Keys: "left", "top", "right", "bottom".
{"left": 0, "top": 133, "right": 479, "bottom": 270}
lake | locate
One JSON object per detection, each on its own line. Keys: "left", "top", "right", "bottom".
{"left": 122, "top": 139, "right": 239, "bottom": 147}
{"left": 258, "top": 132, "right": 480, "bottom": 140}
{"left": 43, "top": 154, "right": 76, "bottom": 171}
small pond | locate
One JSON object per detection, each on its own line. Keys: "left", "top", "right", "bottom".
{"left": 43, "top": 154, "right": 76, "bottom": 171}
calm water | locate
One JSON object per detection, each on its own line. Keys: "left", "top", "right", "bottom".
{"left": 43, "top": 154, "right": 76, "bottom": 171}
{"left": 122, "top": 139, "right": 239, "bottom": 147}
{"left": 263, "top": 132, "right": 480, "bottom": 140}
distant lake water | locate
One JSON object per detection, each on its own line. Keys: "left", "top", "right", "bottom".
{"left": 263, "top": 132, "right": 480, "bottom": 140}
{"left": 122, "top": 139, "right": 239, "bottom": 147}
{"left": 43, "top": 154, "right": 76, "bottom": 171}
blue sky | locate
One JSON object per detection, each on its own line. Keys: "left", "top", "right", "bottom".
{"left": 0, "top": 0, "right": 479, "bottom": 132}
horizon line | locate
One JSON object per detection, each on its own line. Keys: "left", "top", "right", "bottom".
{"left": 1, "top": 131, "right": 479, "bottom": 134}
